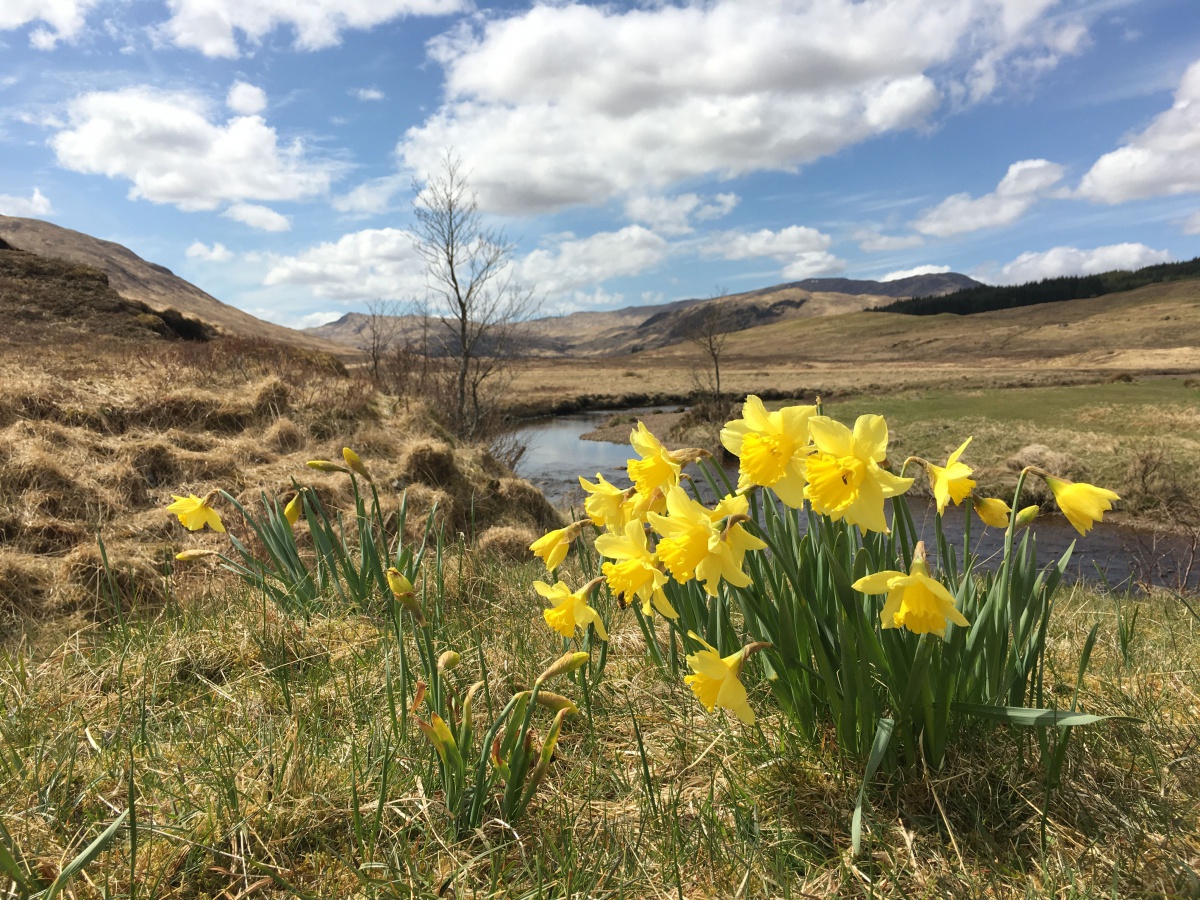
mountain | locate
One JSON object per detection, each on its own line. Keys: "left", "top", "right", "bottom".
{"left": 308, "top": 274, "right": 982, "bottom": 357}
{"left": 0, "top": 215, "right": 344, "bottom": 353}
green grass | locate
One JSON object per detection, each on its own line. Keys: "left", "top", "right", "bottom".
{"left": 3, "top": 539, "right": 1199, "bottom": 898}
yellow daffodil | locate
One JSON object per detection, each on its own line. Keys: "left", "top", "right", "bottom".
{"left": 852, "top": 543, "right": 969, "bottom": 639}
{"left": 627, "top": 423, "right": 681, "bottom": 497}
{"left": 720, "top": 395, "right": 816, "bottom": 506}
{"left": 284, "top": 492, "right": 303, "bottom": 526}
{"left": 594, "top": 519, "right": 676, "bottom": 618}
{"left": 804, "top": 414, "right": 912, "bottom": 533}
{"left": 649, "top": 487, "right": 766, "bottom": 596}
{"left": 342, "top": 447, "right": 373, "bottom": 482}
{"left": 684, "top": 633, "right": 768, "bottom": 725}
{"left": 529, "top": 520, "right": 585, "bottom": 571}
{"left": 1042, "top": 475, "right": 1120, "bottom": 536}
{"left": 536, "top": 579, "right": 609, "bottom": 641}
{"left": 307, "top": 459, "right": 350, "bottom": 474}
{"left": 971, "top": 495, "right": 1011, "bottom": 529}
{"left": 387, "top": 566, "right": 425, "bottom": 623}
{"left": 174, "top": 548, "right": 217, "bottom": 561}
{"left": 622, "top": 487, "right": 666, "bottom": 523}
{"left": 579, "top": 472, "right": 630, "bottom": 531}
{"left": 926, "top": 438, "right": 977, "bottom": 515}
{"left": 166, "top": 490, "right": 225, "bottom": 533}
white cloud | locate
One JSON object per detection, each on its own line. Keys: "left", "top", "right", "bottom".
{"left": 51, "top": 86, "right": 336, "bottom": 212}
{"left": 623, "top": 192, "right": 738, "bottom": 236}
{"left": 517, "top": 226, "right": 670, "bottom": 297}
{"left": 400, "top": 0, "right": 1083, "bottom": 214}
{"left": 1184, "top": 211, "right": 1200, "bottom": 235}
{"left": 1078, "top": 60, "right": 1200, "bottom": 204}
{"left": 704, "top": 225, "right": 845, "bottom": 279}
{"left": 264, "top": 227, "right": 426, "bottom": 301}
{"left": 227, "top": 81, "right": 267, "bottom": 115}
{"left": 223, "top": 202, "right": 291, "bottom": 231}
{"left": 881, "top": 264, "right": 951, "bottom": 281}
{"left": 332, "top": 175, "right": 407, "bottom": 215}
{"left": 158, "top": 0, "right": 469, "bottom": 58}
{"left": 0, "top": 0, "right": 98, "bottom": 48}
{"left": 185, "top": 240, "right": 233, "bottom": 262}
{"left": 295, "top": 310, "right": 344, "bottom": 329}
{"left": 988, "top": 243, "right": 1170, "bottom": 285}
{"left": 0, "top": 187, "right": 53, "bottom": 217}
{"left": 854, "top": 228, "right": 925, "bottom": 252}
{"left": 353, "top": 88, "right": 386, "bottom": 102}
{"left": 913, "top": 159, "right": 1065, "bottom": 237}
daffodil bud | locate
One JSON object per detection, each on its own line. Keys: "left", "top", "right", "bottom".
{"left": 437, "top": 650, "right": 462, "bottom": 672}
{"left": 533, "top": 691, "right": 579, "bottom": 715}
{"left": 342, "top": 447, "right": 373, "bottom": 482}
{"left": 306, "top": 460, "right": 350, "bottom": 474}
{"left": 284, "top": 492, "right": 303, "bottom": 526}
{"left": 972, "top": 495, "right": 1011, "bottom": 529}
{"left": 536, "top": 651, "right": 590, "bottom": 683}
{"left": 1015, "top": 505, "right": 1041, "bottom": 528}
{"left": 386, "top": 567, "right": 414, "bottom": 597}
{"left": 174, "top": 549, "right": 218, "bottom": 561}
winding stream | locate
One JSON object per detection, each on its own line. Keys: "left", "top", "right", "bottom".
{"left": 510, "top": 409, "right": 1197, "bottom": 591}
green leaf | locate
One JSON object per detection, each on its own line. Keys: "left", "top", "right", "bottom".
{"left": 851, "top": 717, "right": 894, "bottom": 857}
{"left": 951, "top": 702, "right": 1140, "bottom": 727}
{"left": 44, "top": 809, "right": 129, "bottom": 900}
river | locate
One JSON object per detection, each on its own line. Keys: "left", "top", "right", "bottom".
{"left": 510, "top": 409, "right": 1197, "bottom": 591}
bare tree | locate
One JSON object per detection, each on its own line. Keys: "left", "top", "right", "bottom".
{"left": 411, "top": 152, "right": 536, "bottom": 439}
{"left": 685, "top": 287, "right": 735, "bottom": 417}
{"left": 359, "top": 298, "right": 403, "bottom": 384}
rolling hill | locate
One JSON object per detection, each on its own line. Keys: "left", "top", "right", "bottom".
{"left": 0, "top": 215, "right": 344, "bottom": 354}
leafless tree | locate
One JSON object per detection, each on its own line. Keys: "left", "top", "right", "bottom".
{"left": 685, "top": 287, "right": 735, "bottom": 417}
{"left": 411, "top": 152, "right": 536, "bottom": 439}
{"left": 359, "top": 298, "right": 403, "bottom": 384}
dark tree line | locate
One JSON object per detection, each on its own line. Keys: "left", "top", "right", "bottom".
{"left": 875, "top": 256, "right": 1200, "bottom": 317}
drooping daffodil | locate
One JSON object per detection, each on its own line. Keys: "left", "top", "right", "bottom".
{"left": 529, "top": 520, "right": 586, "bottom": 571}
{"left": 720, "top": 395, "right": 816, "bottom": 506}
{"left": 594, "top": 519, "right": 676, "bottom": 619}
{"left": 684, "top": 633, "right": 769, "bottom": 725}
{"left": 627, "top": 422, "right": 681, "bottom": 497}
{"left": 166, "top": 490, "right": 225, "bottom": 533}
{"left": 804, "top": 414, "right": 913, "bottom": 533}
{"left": 971, "top": 495, "right": 1011, "bottom": 529}
{"left": 1042, "top": 475, "right": 1119, "bottom": 535}
{"left": 578, "top": 472, "right": 630, "bottom": 531}
{"left": 649, "top": 487, "right": 766, "bottom": 596}
{"left": 926, "top": 438, "right": 977, "bottom": 515}
{"left": 536, "top": 578, "right": 609, "bottom": 641}
{"left": 852, "top": 542, "right": 969, "bottom": 639}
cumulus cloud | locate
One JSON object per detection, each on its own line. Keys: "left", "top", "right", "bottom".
{"left": 704, "top": 225, "right": 845, "bottom": 279}
{"left": 353, "top": 88, "right": 386, "bottom": 101}
{"left": 158, "top": 0, "right": 469, "bottom": 58}
{"left": 263, "top": 228, "right": 427, "bottom": 300}
{"left": 988, "top": 243, "right": 1170, "bottom": 285}
{"left": 913, "top": 159, "right": 1065, "bottom": 237}
{"left": 854, "top": 228, "right": 925, "bottom": 252}
{"left": 881, "top": 264, "right": 951, "bottom": 281}
{"left": 623, "top": 193, "right": 739, "bottom": 236}
{"left": 517, "top": 226, "right": 670, "bottom": 296}
{"left": 227, "top": 81, "right": 267, "bottom": 115}
{"left": 0, "top": 187, "right": 53, "bottom": 217}
{"left": 185, "top": 240, "right": 233, "bottom": 262}
{"left": 51, "top": 86, "right": 336, "bottom": 212}
{"left": 1078, "top": 60, "right": 1200, "bottom": 204}
{"left": 294, "top": 310, "right": 345, "bottom": 329}
{"left": 332, "top": 175, "right": 407, "bottom": 215}
{"left": 400, "top": 0, "right": 1083, "bottom": 214}
{"left": 223, "top": 202, "right": 291, "bottom": 231}
{"left": 0, "top": 0, "right": 98, "bottom": 48}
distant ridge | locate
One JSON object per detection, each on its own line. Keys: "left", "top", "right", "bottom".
{"left": 0, "top": 215, "right": 345, "bottom": 353}
{"left": 785, "top": 272, "right": 981, "bottom": 298}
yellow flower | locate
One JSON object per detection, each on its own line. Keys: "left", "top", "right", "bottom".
{"left": 720, "top": 395, "right": 815, "bottom": 506}
{"left": 529, "top": 521, "right": 584, "bottom": 571}
{"left": 852, "top": 543, "right": 969, "bottom": 639}
{"left": 622, "top": 487, "right": 666, "bottom": 524}
{"left": 804, "top": 414, "right": 912, "bottom": 533}
{"left": 386, "top": 567, "right": 414, "bottom": 597}
{"left": 166, "top": 490, "right": 225, "bottom": 533}
{"left": 307, "top": 459, "right": 350, "bottom": 474}
{"left": 684, "top": 634, "right": 766, "bottom": 725}
{"left": 971, "top": 495, "right": 1011, "bottom": 529}
{"left": 926, "top": 438, "right": 977, "bottom": 515}
{"left": 1043, "top": 475, "right": 1120, "bottom": 536}
{"left": 649, "top": 487, "right": 766, "bottom": 596}
{"left": 627, "top": 423, "right": 680, "bottom": 497}
{"left": 284, "top": 492, "right": 303, "bottom": 526}
{"left": 174, "top": 548, "right": 217, "bottom": 561}
{"left": 342, "top": 447, "right": 373, "bottom": 482}
{"left": 594, "top": 519, "right": 676, "bottom": 618}
{"left": 536, "top": 579, "right": 609, "bottom": 641}
{"left": 579, "top": 472, "right": 629, "bottom": 531}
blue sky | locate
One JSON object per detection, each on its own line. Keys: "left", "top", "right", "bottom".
{"left": 2, "top": 0, "right": 1199, "bottom": 328}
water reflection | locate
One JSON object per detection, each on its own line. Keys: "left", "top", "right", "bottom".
{"left": 509, "top": 410, "right": 1196, "bottom": 591}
